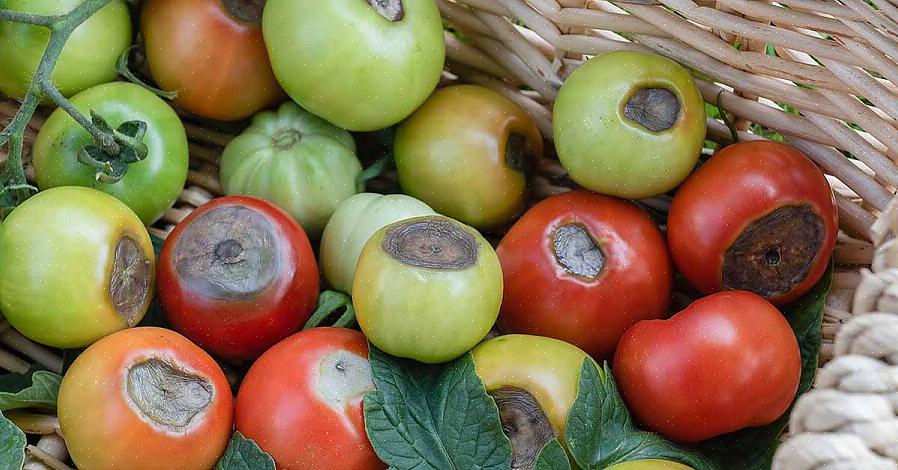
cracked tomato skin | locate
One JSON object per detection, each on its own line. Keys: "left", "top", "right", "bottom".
{"left": 496, "top": 191, "right": 672, "bottom": 360}
{"left": 614, "top": 291, "right": 801, "bottom": 443}
{"left": 235, "top": 327, "right": 384, "bottom": 470}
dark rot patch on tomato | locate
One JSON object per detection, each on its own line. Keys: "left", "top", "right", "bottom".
{"left": 270, "top": 128, "right": 302, "bottom": 150}
{"left": 367, "top": 0, "right": 404, "bottom": 21}
{"left": 109, "top": 236, "right": 151, "bottom": 325}
{"left": 126, "top": 358, "right": 214, "bottom": 432}
{"left": 623, "top": 87, "right": 680, "bottom": 132}
{"left": 491, "top": 387, "right": 556, "bottom": 470}
{"left": 505, "top": 132, "right": 532, "bottom": 175}
{"left": 221, "top": 0, "right": 265, "bottom": 24}
{"left": 382, "top": 217, "right": 478, "bottom": 270}
{"left": 173, "top": 205, "right": 279, "bottom": 300}
{"left": 552, "top": 223, "right": 605, "bottom": 280}
{"left": 722, "top": 204, "right": 824, "bottom": 297}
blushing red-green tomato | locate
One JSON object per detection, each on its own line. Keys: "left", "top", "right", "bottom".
{"left": 353, "top": 215, "right": 502, "bottom": 363}
{"left": 140, "top": 0, "right": 285, "bottom": 120}
{"left": 0, "top": 0, "right": 131, "bottom": 100}
{"left": 320, "top": 193, "right": 434, "bottom": 294}
{"left": 33, "top": 82, "right": 189, "bottom": 225}
{"left": 262, "top": 0, "right": 445, "bottom": 131}
{"left": 219, "top": 102, "right": 361, "bottom": 238}
{"left": 58, "top": 327, "right": 234, "bottom": 470}
{"left": 553, "top": 51, "right": 706, "bottom": 198}
{"left": 473, "top": 334, "right": 596, "bottom": 469}
{"left": 604, "top": 460, "right": 695, "bottom": 470}
{"left": 236, "top": 328, "right": 383, "bottom": 470}
{"left": 0, "top": 187, "right": 154, "bottom": 348}
{"left": 394, "top": 85, "right": 543, "bottom": 230}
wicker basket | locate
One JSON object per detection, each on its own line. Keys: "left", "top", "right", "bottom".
{"left": 3, "top": 0, "right": 898, "bottom": 468}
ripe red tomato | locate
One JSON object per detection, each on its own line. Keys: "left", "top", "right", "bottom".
{"left": 667, "top": 141, "right": 837, "bottom": 305}
{"left": 614, "top": 291, "right": 801, "bottom": 442}
{"left": 496, "top": 190, "right": 672, "bottom": 360}
{"left": 157, "top": 195, "right": 319, "bottom": 359}
{"left": 141, "top": 0, "right": 284, "bottom": 120}
{"left": 235, "top": 327, "right": 383, "bottom": 470}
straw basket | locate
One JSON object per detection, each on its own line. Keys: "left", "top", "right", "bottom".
{"left": 3, "top": 0, "right": 898, "bottom": 468}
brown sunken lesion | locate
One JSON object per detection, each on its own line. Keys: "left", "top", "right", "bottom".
{"left": 552, "top": 223, "right": 605, "bottom": 280}
{"left": 491, "top": 387, "right": 557, "bottom": 470}
{"left": 381, "top": 217, "right": 478, "bottom": 270}
{"left": 367, "top": 0, "right": 405, "bottom": 21}
{"left": 623, "top": 87, "right": 681, "bottom": 133}
{"left": 109, "top": 236, "right": 151, "bottom": 326}
{"left": 126, "top": 358, "right": 214, "bottom": 432}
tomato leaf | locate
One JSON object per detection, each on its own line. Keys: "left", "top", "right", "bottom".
{"left": 214, "top": 431, "right": 275, "bottom": 470}
{"left": 0, "top": 369, "right": 61, "bottom": 411}
{"left": 696, "top": 263, "right": 832, "bottom": 469}
{"left": 535, "top": 439, "right": 571, "bottom": 470}
{"left": 303, "top": 290, "right": 356, "bottom": 330}
{"left": 565, "top": 360, "right": 717, "bottom": 470}
{"left": 0, "top": 410, "right": 25, "bottom": 470}
{"left": 363, "top": 345, "right": 513, "bottom": 470}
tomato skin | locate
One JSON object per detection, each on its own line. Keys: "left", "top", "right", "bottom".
{"left": 140, "top": 0, "right": 284, "bottom": 120}
{"left": 667, "top": 141, "right": 837, "bottom": 305}
{"left": 157, "top": 196, "right": 319, "bottom": 359}
{"left": 235, "top": 328, "right": 383, "bottom": 470}
{"left": 58, "top": 327, "right": 233, "bottom": 470}
{"left": 496, "top": 191, "right": 672, "bottom": 360}
{"left": 614, "top": 291, "right": 801, "bottom": 442}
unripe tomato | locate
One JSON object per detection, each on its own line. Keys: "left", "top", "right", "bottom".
{"left": 667, "top": 141, "right": 838, "bottom": 305}
{"left": 496, "top": 191, "right": 672, "bottom": 360}
{"left": 614, "top": 291, "right": 801, "bottom": 442}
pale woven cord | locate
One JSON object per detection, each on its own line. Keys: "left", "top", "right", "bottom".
{"left": 773, "top": 198, "right": 898, "bottom": 470}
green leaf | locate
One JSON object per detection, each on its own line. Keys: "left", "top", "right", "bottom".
{"left": 697, "top": 263, "right": 832, "bottom": 469}
{"left": 564, "top": 361, "right": 717, "bottom": 470}
{"left": 357, "top": 152, "right": 395, "bottom": 190}
{"left": 0, "top": 410, "right": 25, "bottom": 470}
{"left": 214, "top": 431, "right": 276, "bottom": 470}
{"left": 363, "top": 346, "right": 513, "bottom": 470}
{"left": 0, "top": 370, "right": 61, "bottom": 411}
{"left": 535, "top": 439, "right": 571, "bottom": 470}
{"left": 303, "top": 290, "right": 355, "bottom": 330}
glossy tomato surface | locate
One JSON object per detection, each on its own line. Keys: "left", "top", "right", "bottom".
{"left": 496, "top": 191, "right": 672, "bottom": 360}
{"left": 614, "top": 291, "right": 801, "bottom": 442}
{"left": 58, "top": 327, "right": 233, "bottom": 470}
{"left": 667, "top": 141, "right": 837, "bottom": 305}
{"left": 141, "top": 0, "right": 284, "bottom": 120}
{"left": 236, "top": 328, "right": 383, "bottom": 470}
{"left": 157, "top": 196, "right": 319, "bottom": 359}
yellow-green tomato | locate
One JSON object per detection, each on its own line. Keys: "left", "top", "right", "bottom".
{"left": 0, "top": 0, "right": 131, "bottom": 100}
{"left": 220, "top": 102, "right": 362, "bottom": 239}
{"left": 0, "top": 187, "right": 154, "bottom": 348}
{"left": 604, "top": 460, "right": 695, "bottom": 470}
{"left": 553, "top": 51, "right": 706, "bottom": 199}
{"left": 395, "top": 85, "right": 543, "bottom": 231}
{"left": 353, "top": 215, "right": 502, "bottom": 363}
{"left": 320, "top": 193, "right": 434, "bottom": 295}
{"left": 472, "top": 334, "right": 596, "bottom": 469}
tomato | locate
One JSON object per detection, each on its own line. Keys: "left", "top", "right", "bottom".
{"left": 605, "top": 461, "right": 695, "bottom": 470}
{"left": 320, "top": 193, "right": 434, "bottom": 294}
{"left": 553, "top": 51, "right": 706, "bottom": 198}
{"left": 472, "top": 334, "right": 595, "bottom": 469}
{"left": 614, "top": 291, "right": 801, "bottom": 442}
{"left": 353, "top": 215, "right": 502, "bottom": 363}
{"left": 496, "top": 191, "right": 672, "bottom": 360}
{"left": 0, "top": 0, "right": 131, "bottom": 100}
{"left": 0, "top": 187, "right": 153, "bottom": 348}
{"left": 236, "top": 328, "right": 383, "bottom": 470}
{"left": 58, "top": 327, "right": 233, "bottom": 470}
{"left": 667, "top": 141, "right": 838, "bottom": 305}
{"left": 33, "top": 82, "right": 189, "bottom": 225}
{"left": 219, "top": 102, "right": 362, "bottom": 239}
{"left": 140, "top": 0, "right": 284, "bottom": 120}
{"left": 394, "top": 85, "right": 543, "bottom": 230}
{"left": 261, "top": 0, "right": 445, "bottom": 131}
{"left": 157, "top": 196, "right": 319, "bottom": 359}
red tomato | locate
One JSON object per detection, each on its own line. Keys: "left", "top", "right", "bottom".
{"left": 614, "top": 291, "right": 801, "bottom": 442}
{"left": 496, "top": 190, "right": 672, "bottom": 360}
{"left": 157, "top": 195, "right": 319, "bottom": 359}
{"left": 667, "top": 141, "right": 837, "bottom": 305}
{"left": 141, "top": 0, "right": 284, "bottom": 120}
{"left": 235, "top": 327, "right": 383, "bottom": 470}
{"left": 58, "top": 327, "right": 233, "bottom": 470}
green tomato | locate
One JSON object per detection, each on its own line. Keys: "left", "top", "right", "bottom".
{"left": 320, "top": 193, "right": 434, "bottom": 295}
{"left": 553, "top": 51, "right": 706, "bottom": 198}
{"left": 353, "top": 215, "right": 502, "bottom": 363}
{"left": 604, "top": 460, "right": 695, "bottom": 470}
{"left": 0, "top": 187, "right": 154, "bottom": 348}
{"left": 33, "top": 82, "right": 189, "bottom": 225}
{"left": 0, "top": 0, "right": 131, "bottom": 100}
{"left": 261, "top": 0, "right": 445, "bottom": 131}
{"left": 219, "top": 102, "right": 362, "bottom": 239}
